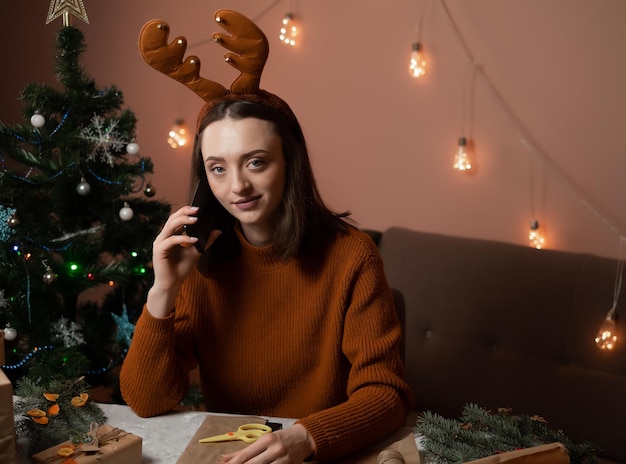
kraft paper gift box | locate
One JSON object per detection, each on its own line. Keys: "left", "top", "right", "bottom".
{"left": 31, "top": 424, "right": 142, "bottom": 464}
{"left": 0, "top": 368, "right": 17, "bottom": 464}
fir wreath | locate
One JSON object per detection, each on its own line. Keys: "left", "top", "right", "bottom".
{"left": 415, "top": 403, "right": 601, "bottom": 464}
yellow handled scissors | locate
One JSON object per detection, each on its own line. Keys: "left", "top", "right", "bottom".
{"left": 199, "top": 423, "right": 273, "bottom": 444}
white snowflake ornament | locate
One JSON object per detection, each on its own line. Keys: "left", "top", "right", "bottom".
{"left": 80, "top": 114, "right": 128, "bottom": 166}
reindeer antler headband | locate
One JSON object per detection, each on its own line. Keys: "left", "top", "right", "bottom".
{"left": 139, "top": 9, "right": 295, "bottom": 128}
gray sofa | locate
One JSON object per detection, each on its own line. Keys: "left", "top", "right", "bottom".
{"left": 366, "top": 227, "right": 626, "bottom": 463}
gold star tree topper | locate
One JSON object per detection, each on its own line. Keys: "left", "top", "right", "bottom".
{"left": 46, "top": 0, "right": 90, "bottom": 27}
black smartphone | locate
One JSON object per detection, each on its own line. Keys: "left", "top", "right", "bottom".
{"left": 183, "top": 179, "right": 216, "bottom": 253}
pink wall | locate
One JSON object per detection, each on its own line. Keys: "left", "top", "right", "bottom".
{"left": 3, "top": 1, "right": 625, "bottom": 258}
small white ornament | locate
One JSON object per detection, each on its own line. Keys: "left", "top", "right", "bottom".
{"left": 119, "top": 202, "right": 134, "bottom": 221}
{"left": 3, "top": 324, "right": 17, "bottom": 341}
{"left": 31, "top": 112, "right": 45, "bottom": 128}
{"left": 7, "top": 213, "right": 20, "bottom": 229}
{"left": 126, "top": 142, "right": 140, "bottom": 155}
{"left": 76, "top": 178, "right": 91, "bottom": 195}
{"left": 43, "top": 267, "right": 57, "bottom": 284}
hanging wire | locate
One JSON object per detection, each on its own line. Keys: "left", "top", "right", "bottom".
{"left": 414, "top": 0, "right": 428, "bottom": 42}
{"left": 520, "top": 138, "right": 623, "bottom": 240}
{"left": 438, "top": 0, "right": 625, "bottom": 244}
{"left": 439, "top": 0, "right": 476, "bottom": 64}
{"left": 288, "top": 0, "right": 297, "bottom": 15}
{"left": 611, "top": 236, "right": 626, "bottom": 311}
{"left": 460, "top": 61, "right": 476, "bottom": 139}
{"left": 527, "top": 147, "right": 539, "bottom": 229}
{"left": 263, "top": 0, "right": 287, "bottom": 22}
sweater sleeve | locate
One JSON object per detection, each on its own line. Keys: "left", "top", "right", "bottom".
{"left": 296, "top": 244, "right": 415, "bottom": 461}
{"left": 119, "top": 286, "right": 198, "bottom": 417}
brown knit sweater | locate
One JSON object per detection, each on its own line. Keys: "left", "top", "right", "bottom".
{"left": 120, "top": 226, "right": 414, "bottom": 461}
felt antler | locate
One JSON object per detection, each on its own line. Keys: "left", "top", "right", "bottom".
{"left": 213, "top": 10, "right": 269, "bottom": 95}
{"left": 138, "top": 9, "right": 269, "bottom": 103}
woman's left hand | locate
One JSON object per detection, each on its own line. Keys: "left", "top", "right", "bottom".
{"left": 221, "top": 424, "right": 315, "bottom": 464}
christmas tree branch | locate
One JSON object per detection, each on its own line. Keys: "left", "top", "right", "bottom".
{"left": 415, "top": 403, "right": 601, "bottom": 464}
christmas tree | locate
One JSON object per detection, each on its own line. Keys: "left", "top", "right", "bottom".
{"left": 0, "top": 8, "right": 170, "bottom": 393}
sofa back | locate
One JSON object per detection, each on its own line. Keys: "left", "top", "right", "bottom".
{"left": 375, "top": 227, "right": 626, "bottom": 462}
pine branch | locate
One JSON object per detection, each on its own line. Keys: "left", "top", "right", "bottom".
{"left": 55, "top": 27, "right": 92, "bottom": 91}
{"left": 14, "top": 376, "right": 107, "bottom": 456}
{"left": 415, "top": 404, "right": 601, "bottom": 464}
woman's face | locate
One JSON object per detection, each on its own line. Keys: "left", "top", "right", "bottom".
{"left": 200, "top": 117, "right": 286, "bottom": 246}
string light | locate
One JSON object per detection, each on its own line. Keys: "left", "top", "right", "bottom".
{"left": 10, "top": 243, "right": 21, "bottom": 255}
{"left": 595, "top": 308, "right": 618, "bottom": 350}
{"left": 1, "top": 345, "right": 127, "bottom": 375}
{"left": 408, "top": 1, "right": 428, "bottom": 78}
{"left": 527, "top": 145, "right": 546, "bottom": 249}
{"left": 453, "top": 136, "right": 472, "bottom": 171}
{"left": 1, "top": 345, "right": 53, "bottom": 370}
{"left": 279, "top": 13, "right": 298, "bottom": 46}
{"left": 409, "top": 42, "right": 427, "bottom": 78}
{"left": 595, "top": 236, "right": 625, "bottom": 350}
{"left": 437, "top": 0, "right": 626, "bottom": 259}
{"left": 528, "top": 220, "right": 545, "bottom": 249}
{"left": 453, "top": 61, "right": 475, "bottom": 172}
{"left": 167, "top": 119, "right": 189, "bottom": 149}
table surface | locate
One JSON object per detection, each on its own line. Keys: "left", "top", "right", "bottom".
{"left": 17, "top": 402, "right": 422, "bottom": 464}
{"left": 16, "top": 402, "right": 295, "bottom": 464}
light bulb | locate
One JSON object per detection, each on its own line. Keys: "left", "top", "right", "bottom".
{"left": 279, "top": 13, "right": 297, "bottom": 46}
{"left": 529, "top": 220, "right": 545, "bottom": 249}
{"left": 409, "top": 42, "right": 427, "bottom": 78}
{"left": 167, "top": 119, "right": 189, "bottom": 149}
{"left": 595, "top": 308, "right": 618, "bottom": 350}
{"left": 453, "top": 137, "right": 472, "bottom": 171}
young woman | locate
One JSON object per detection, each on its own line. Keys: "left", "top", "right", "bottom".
{"left": 120, "top": 97, "right": 414, "bottom": 463}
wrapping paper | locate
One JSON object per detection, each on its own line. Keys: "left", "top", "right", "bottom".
{"left": 465, "top": 443, "right": 569, "bottom": 464}
{"left": 0, "top": 369, "right": 17, "bottom": 464}
{"left": 177, "top": 415, "right": 268, "bottom": 463}
{"left": 31, "top": 424, "right": 142, "bottom": 464}
{"left": 177, "top": 415, "right": 420, "bottom": 464}
{"left": 339, "top": 427, "right": 420, "bottom": 464}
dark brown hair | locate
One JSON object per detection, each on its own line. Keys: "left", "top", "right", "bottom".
{"left": 191, "top": 98, "right": 351, "bottom": 270}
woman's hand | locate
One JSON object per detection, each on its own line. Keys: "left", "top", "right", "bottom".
{"left": 221, "top": 424, "right": 315, "bottom": 464}
{"left": 147, "top": 206, "right": 221, "bottom": 318}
